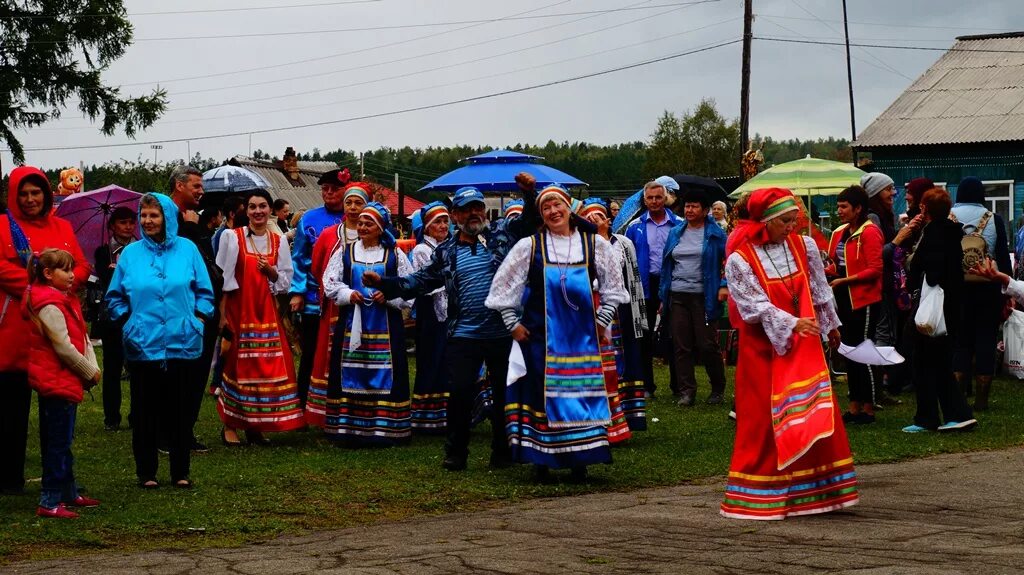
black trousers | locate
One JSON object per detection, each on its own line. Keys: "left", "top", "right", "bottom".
{"left": 835, "top": 288, "right": 880, "bottom": 405}
{"left": 911, "top": 331, "right": 974, "bottom": 429}
{"left": 99, "top": 320, "right": 131, "bottom": 428}
{"left": 130, "top": 360, "right": 193, "bottom": 482}
{"left": 186, "top": 313, "right": 219, "bottom": 436}
{"left": 953, "top": 282, "right": 1002, "bottom": 378}
{"left": 642, "top": 274, "right": 676, "bottom": 394}
{"left": 444, "top": 337, "right": 512, "bottom": 460}
{"left": 295, "top": 313, "right": 320, "bottom": 409}
{"left": 669, "top": 292, "right": 726, "bottom": 396}
{"left": 0, "top": 371, "right": 31, "bottom": 491}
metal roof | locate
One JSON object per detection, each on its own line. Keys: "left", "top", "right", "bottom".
{"left": 228, "top": 156, "right": 335, "bottom": 212}
{"left": 853, "top": 33, "right": 1024, "bottom": 148}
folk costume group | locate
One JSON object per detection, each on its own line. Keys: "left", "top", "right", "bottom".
{"left": 2, "top": 158, "right": 860, "bottom": 520}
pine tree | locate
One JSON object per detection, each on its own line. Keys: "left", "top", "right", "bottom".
{"left": 0, "top": 0, "right": 166, "bottom": 163}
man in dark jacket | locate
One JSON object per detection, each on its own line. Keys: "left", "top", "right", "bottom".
{"left": 169, "top": 165, "right": 217, "bottom": 452}
{"left": 365, "top": 174, "right": 540, "bottom": 471}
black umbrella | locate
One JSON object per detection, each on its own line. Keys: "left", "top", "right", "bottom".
{"left": 672, "top": 173, "right": 729, "bottom": 204}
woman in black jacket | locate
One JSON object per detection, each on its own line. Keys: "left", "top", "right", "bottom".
{"left": 903, "top": 188, "right": 976, "bottom": 433}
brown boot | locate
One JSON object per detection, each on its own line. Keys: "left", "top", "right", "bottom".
{"left": 954, "top": 372, "right": 971, "bottom": 397}
{"left": 974, "top": 376, "right": 992, "bottom": 411}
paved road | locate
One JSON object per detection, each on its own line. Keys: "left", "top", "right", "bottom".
{"left": 6, "top": 448, "right": 1024, "bottom": 574}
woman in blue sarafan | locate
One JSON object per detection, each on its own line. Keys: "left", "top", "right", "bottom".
{"left": 486, "top": 185, "right": 628, "bottom": 480}
{"left": 322, "top": 202, "right": 414, "bottom": 446}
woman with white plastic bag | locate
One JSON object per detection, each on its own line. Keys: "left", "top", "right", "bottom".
{"left": 903, "top": 188, "right": 976, "bottom": 433}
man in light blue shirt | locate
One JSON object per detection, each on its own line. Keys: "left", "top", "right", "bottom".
{"left": 625, "top": 179, "right": 681, "bottom": 396}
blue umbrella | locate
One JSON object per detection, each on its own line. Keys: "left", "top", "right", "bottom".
{"left": 420, "top": 149, "right": 586, "bottom": 193}
{"left": 202, "top": 165, "right": 271, "bottom": 194}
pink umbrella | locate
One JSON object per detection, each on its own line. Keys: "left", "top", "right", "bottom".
{"left": 54, "top": 185, "right": 142, "bottom": 268}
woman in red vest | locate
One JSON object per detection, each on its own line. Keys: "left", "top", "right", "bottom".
{"left": 825, "top": 185, "right": 884, "bottom": 424}
{"left": 0, "top": 166, "right": 89, "bottom": 494}
{"left": 722, "top": 187, "right": 857, "bottom": 520}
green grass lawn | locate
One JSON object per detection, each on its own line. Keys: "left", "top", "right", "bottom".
{"left": 2, "top": 359, "right": 1023, "bottom": 564}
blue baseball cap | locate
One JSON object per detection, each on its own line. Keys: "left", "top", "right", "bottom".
{"left": 452, "top": 186, "right": 485, "bottom": 208}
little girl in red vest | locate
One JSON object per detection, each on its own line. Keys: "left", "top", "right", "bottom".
{"left": 22, "top": 249, "right": 101, "bottom": 519}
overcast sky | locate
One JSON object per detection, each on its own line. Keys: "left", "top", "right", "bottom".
{"left": 5, "top": 0, "right": 1024, "bottom": 173}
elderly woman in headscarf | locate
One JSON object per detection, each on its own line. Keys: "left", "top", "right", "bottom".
{"left": 408, "top": 201, "right": 452, "bottom": 432}
{"left": 721, "top": 187, "right": 857, "bottom": 520}
{"left": 322, "top": 202, "right": 414, "bottom": 446}
{"left": 950, "top": 176, "right": 1011, "bottom": 410}
{"left": 487, "top": 186, "right": 628, "bottom": 481}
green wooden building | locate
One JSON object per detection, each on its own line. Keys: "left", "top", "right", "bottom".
{"left": 852, "top": 32, "right": 1024, "bottom": 234}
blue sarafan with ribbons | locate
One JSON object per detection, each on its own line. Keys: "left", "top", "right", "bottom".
{"left": 505, "top": 230, "right": 612, "bottom": 469}
{"left": 325, "top": 240, "right": 411, "bottom": 446}
{"left": 340, "top": 250, "right": 393, "bottom": 396}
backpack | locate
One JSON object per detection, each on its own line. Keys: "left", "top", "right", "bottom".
{"left": 951, "top": 211, "right": 992, "bottom": 282}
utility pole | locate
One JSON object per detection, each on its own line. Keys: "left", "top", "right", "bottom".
{"left": 151, "top": 144, "right": 163, "bottom": 164}
{"left": 842, "top": 0, "right": 857, "bottom": 143}
{"left": 739, "top": 0, "right": 753, "bottom": 176}
{"left": 359, "top": 153, "right": 365, "bottom": 179}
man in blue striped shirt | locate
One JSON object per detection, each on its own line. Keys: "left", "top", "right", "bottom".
{"left": 365, "top": 176, "right": 538, "bottom": 471}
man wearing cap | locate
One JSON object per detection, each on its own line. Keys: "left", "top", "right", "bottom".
{"left": 625, "top": 178, "right": 682, "bottom": 397}
{"left": 363, "top": 173, "right": 541, "bottom": 471}
{"left": 288, "top": 168, "right": 354, "bottom": 409}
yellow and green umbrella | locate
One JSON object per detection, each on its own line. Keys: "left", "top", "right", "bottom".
{"left": 729, "top": 156, "right": 865, "bottom": 199}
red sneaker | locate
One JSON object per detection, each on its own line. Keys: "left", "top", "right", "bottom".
{"left": 36, "top": 503, "right": 79, "bottom": 519}
{"left": 68, "top": 495, "right": 100, "bottom": 508}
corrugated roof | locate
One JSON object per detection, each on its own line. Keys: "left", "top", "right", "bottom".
{"left": 226, "top": 156, "right": 425, "bottom": 216}
{"left": 853, "top": 33, "right": 1024, "bottom": 148}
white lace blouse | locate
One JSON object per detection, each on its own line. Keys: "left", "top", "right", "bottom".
{"left": 725, "top": 235, "right": 841, "bottom": 356}
{"left": 485, "top": 230, "right": 629, "bottom": 328}
{"left": 322, "top": 241, "right": 413, "bottom": 310}
{"left": 410, "top": 237, "right": 448, "bottom": 322}
{"left": 215, "top": 226, "right": 294, "bottom": 294}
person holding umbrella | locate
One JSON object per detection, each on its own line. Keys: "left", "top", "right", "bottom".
{"left": 0, "top": 166, "right": 90, "bottom": 495}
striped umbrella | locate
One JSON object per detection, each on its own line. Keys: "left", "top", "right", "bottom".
{"left": 728, "top": 156, "right": 865, "bottom": 198}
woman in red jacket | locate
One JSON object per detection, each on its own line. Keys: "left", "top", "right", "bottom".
{"left": 826, "top": 185, "right": 884, "bottom": 424}
{"left": 0, "top": 166, "right": 90, "bottom": 493}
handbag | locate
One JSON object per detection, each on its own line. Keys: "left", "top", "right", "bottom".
{"left": 913, "top": 277, "right": 947, "bottom": 337}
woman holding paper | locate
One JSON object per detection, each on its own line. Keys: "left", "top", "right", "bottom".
{"left": 902, "top": 188, "right": 975, "bottom": 433}
{"left": 825, "top": 185, "right": 885, "bottom": 425}
{"left": 322, "top": 202, "right": 414, "bottom": 446}
{"left": 486, "top": 185, "right": 627, "bottom": 480}
{"left": 722, "top": 187, "right": 857, "bottom": 520}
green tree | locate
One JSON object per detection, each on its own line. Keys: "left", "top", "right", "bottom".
{"left": 0, "top": 0, "right": 167, "bottom": 163}
{"left": 678, "top": 98, "right": 740, "bottom": 177}
{"left": 643, "top": 111, "right": 684, "bottom": 178}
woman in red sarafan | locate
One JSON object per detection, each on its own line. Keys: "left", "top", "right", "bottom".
{"left": 722, "top": 187, "right": 858, "bottom": 520}
{"left": 215, "top": 189, "right": 305, "bottom": 445}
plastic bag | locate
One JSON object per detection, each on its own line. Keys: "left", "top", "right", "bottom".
{"left": 914, "top": 279, "right": 946, "bottom": 337}
{"left": 1003, "top": 309, "right": 1024, "bottom": 379}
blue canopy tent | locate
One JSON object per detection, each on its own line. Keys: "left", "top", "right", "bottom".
{"left": 420, "top": 150, "right": 587, "bottom": 202}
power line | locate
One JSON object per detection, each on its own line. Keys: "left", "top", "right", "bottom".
{"left": 115, "top": 0, "right": 576, "bottom": 87}
{"left": 755, "top": 14, "right": 1019, "bottom": 33}
{"left": 167, "top": 13, "right": 735, "bottom": 113}
{"left": 1, "top": 0, "right": 382, "bottom": 18}
{"left": 169, "top": 0, "right": 713, "bottom": 98}
{"left": 9, "top": 39, "right": 741, "bottom": 153}
{"left": 25, "top": 1, "right": 720, "bottom": 44}
{"left": 39, "top": 6, "right": 731, "bottom": 131}
{"left": 755, "top": 36, "right": 1024, "bottom": 53}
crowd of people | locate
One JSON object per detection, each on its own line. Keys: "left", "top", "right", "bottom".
{"left": 0, "top": 162, "right": 1011, "bottom": 522}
